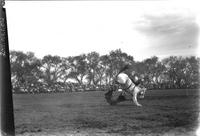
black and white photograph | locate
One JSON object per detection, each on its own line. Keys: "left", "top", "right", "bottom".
{"left": 1, "top": 0, "right": 200, "bottom": 136}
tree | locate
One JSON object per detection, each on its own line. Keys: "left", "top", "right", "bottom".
{"left": 40, "top": 55, "right": 63, "bottom": 92}
{"left": 86, "top": 52, "right": 101, "bottom": 89}
{"left": 161, "top": 56, "right": 199, "bottom": 89}
{"left": 10, "top": 51, "right": 41, "bottom": 93}
{"left": 10, "top": 49, "right": 200, "bottom": 93}
{"left": 183, "top": 57, "right": 199, "bottom": 88}
{"left": 58, "top": 57, "right": 71, "bottom": 89}
{"left": 68, "top": 54, "right": 88, "bottom": 89}
{"left": 138, "top": 56, "right": 157, "bottom": 88}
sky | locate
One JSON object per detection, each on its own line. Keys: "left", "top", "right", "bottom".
{"left": 5, "top": 0, "right": 200, "bottom": 61}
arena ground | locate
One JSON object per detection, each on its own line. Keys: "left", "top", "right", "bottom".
{"left": 13, "top": 89, "right": 200, "bottom": 136}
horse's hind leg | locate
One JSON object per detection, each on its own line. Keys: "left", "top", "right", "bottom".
{"left": 105, "top": 89, "right": 113, "bottom": 104}
{"left": 105, "top": 88, "right": 121, "bottom": 105}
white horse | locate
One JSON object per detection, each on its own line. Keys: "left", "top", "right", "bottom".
{"left": 116, "top": 72, "right": 146, "bottom": 106}
{"left": 105, "top": 72, "right": 146, "bottom": 107}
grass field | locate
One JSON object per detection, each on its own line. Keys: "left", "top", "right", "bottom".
{"left": 13, "top": 89, "right": 200, "bottom": 136}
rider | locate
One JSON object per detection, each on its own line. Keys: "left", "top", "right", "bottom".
{"left": 117, "top": 64, "right": 142, "bottom": 86}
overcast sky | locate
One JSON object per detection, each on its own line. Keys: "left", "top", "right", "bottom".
{"left": 5, "top": 1, "right": 200, "bottom": 61}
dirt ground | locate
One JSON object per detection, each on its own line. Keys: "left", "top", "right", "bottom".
{"left": 13, "top": 89, "right": 200, "bottom": 136}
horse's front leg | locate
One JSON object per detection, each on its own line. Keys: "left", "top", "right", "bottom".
{"left": 132, "top": 88, "right": 142, "bottom": 107}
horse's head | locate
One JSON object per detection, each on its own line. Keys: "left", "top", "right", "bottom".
{"left": 138, "top": 86, "right": 147, "bottom": 99}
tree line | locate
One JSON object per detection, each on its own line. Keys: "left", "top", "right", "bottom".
{"left": 10, "top": 49, "right": 199, "bottom": 93}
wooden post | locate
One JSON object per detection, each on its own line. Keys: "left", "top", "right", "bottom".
{"left": 0, "top": 3, "right": 15, "bottom": 136}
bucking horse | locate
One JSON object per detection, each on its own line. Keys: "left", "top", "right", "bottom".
{"left": 105, "top": 65, "right": 147, "bottom": 106}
